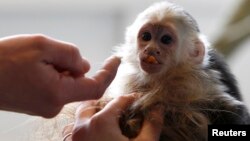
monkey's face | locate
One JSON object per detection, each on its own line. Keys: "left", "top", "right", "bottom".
{"left": 137, "top": 23, "right": 177, "bottom": 74}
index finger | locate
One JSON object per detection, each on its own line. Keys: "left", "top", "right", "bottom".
{"left": 97, "top": 94, "right": 136, "bottom": 117}
{"left": 134, "top": 106, "right": 164, "bottom": 141}
{"left": 62, "top": 56, "right": 121, "bottom": 103}
{"left": 39, "top": 35, "right": 90, "bottom": 76}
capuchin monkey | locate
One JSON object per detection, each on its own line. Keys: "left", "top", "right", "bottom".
{"left": 99, "top": 1, "right": 250, "bottom": 141}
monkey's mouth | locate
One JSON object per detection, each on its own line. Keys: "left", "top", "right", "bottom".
{"left": 143, "top": 55, "right": 159, "bottom": 64}
{"left": 140, "top": 55, "right": 162, "bottom": 73}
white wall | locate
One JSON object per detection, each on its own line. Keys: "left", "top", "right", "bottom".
{"left": 228, "top": 39, "right": 250, "bottom": 108}
{"left": 0, "top": 0, "right": 249, "bottom": 140}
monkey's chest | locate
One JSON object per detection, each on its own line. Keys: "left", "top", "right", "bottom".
{"left": 119, "top": 97, "right": 208, "bottom": 141}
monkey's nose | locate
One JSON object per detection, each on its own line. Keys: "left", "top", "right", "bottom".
{"left": 144, "top": 48, "right": 161, "bottom": 56}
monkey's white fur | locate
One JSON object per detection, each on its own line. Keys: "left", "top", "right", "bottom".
{"left": 107, "top": 2, "right": 212, "bottom": 98}
{"left": 102, "top": 2, "right": 248, "bottom": 140}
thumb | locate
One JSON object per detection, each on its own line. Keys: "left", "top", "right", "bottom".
{"left": 91, "top": 55, "right": 121, "bottom": 97}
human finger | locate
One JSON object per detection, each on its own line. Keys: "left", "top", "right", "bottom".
{"left": 72, "top": 101, "right": 99, "bottom": 139}
{"left": 97, "top": 94, "right": 136, "bottom": 117}
{"left": 37, "top": 34, "right": 90, "bottom": 77}
{"left": 61, "top": 56, "right": 121, "bottom": 103}
{"left": 75, "top": 100, "right": 98, "bottom": 120}
{"left": 90, "top": 55, "right": 121, "bottom": 98}
{"left": 134, "top": 105, "right": 164, "bottom": 141}
{"left": 62, "top": 122, "right": 74, "bottom": 136}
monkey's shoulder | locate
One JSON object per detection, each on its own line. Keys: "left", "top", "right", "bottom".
{"left": 205, "top": 50, "right": 241, "bottom": 100}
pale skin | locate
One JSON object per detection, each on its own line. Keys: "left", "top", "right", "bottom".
{"left": 63, "top": 94, "right": 164, "bottom": 141}
{"left": 0, "top": 34, "right": 162, "bottom": 140}
{"left": 0, "top": 34, "right": 121, "bottom": 118}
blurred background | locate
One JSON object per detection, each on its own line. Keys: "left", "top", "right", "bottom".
{"left": 0, "top": 0, "right": 249, "bottom": 140}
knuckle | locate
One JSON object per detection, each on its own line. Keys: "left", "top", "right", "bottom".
{"left": 89, "top": 115, "right": 106, "bottom": 130}
{"left": 28, "top": 34, "right": 48, "bottom": 49}
{"left": 89, "top": 116, "right": 108, "bottom": 133}
{"left": 30, "top": 34, "right": 48, "bottom": 43}
{"left": 89, "top": 116, "right": 99, "bottom": 126}
{"left": 67, "top": 45, "right": 82, "bottom": 67}
{"left": 68, "top": 44, "right": 80, "bottom": 57}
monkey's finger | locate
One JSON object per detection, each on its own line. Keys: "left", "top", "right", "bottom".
{"left": 134, "top": 106, "right": 164, "bottom": 141}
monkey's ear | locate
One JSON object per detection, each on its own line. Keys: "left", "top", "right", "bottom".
{"left": 189, "top": 39, "right": 205, "bottom": 64}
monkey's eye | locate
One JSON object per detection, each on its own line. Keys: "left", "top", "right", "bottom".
{"left": 141, "top": 32, "right": 152, "bottom": 41}
{"left": 161, "top": 35, "right": 172, "bottom": 45}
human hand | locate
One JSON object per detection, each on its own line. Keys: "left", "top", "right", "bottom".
{"left": 0, "top": 34, "right": 120, "bottom": 118}
{"left": 63, "top": 94, "right": 163, "bottom": 141}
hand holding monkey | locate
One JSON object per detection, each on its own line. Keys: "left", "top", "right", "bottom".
{"left": 63, "top": 94, "right": 164, "bottom": 141}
